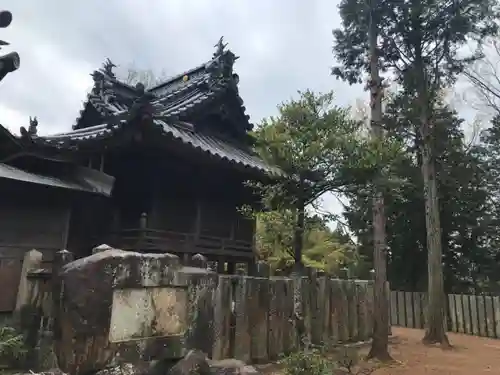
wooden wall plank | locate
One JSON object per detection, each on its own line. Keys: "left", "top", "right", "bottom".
{"left": 233, "top": 276, "right": 251, "bottom": 362}
{"left": 268, "top": 278, "right": 285, "bottom": 360}
{"left": 356, "top": 282, "right": 369, "bottom": 342}
{"left": 405, "top": 292, "right": 414, "bottom": 329}
{"left": 493, "top": 296, "right": 500, "bottom": 339}
{"left": 347, "top": 281, "right": 359, "bottom": 341}
{"left": 413, "top": 292, "right": 422, "bottom": 329}
{"left": 397, "top": 291, "right": 406, "bottom": 327}
{"left": 485, "top": 296, "right": 495, "bottom": 339}
{"left": 462, "top": 294, "right": 472, "bottom": 335}
{"left": 448, "top": 294, "right": 457, "bottom": 333}
{"left": 477, "top": 296, "right": 487, "bottom": 337}
{"left": 338, "top": 280, "right": 350, "bottom": 342}
{"left": 470, "top": 295, "right": 479, "bottom": 336}
{"left": 454, "top": 295, "right": 465, "bottom": 334}
{"left": 282, "top": 278, "right": 296, "bottom": 354}
{"left": 319, "top": 276, "right": 331, "bottom": 346}
{"left": 329, "top": 279, "right": 341, "bottom": 345}
{"left": 390, "top": 291, "right": 398, "bottom": 326}
{"left": 212, "top": 275, "right": 233, "bottom": 360}
{"left": 248, "top": 276, "right": 269, "bottom": 363}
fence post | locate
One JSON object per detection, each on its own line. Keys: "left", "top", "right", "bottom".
{"left": 52, "top": 249, "right": 74, "bottom": 364}
{"left": 15, "top": 249, "right": 43, "bottom": 313}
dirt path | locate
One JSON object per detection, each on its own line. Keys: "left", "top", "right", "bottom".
{"left": 370, "top": 327, "right": 500, "bottom": 374}
{"left": 260, "top": 327, "right": 500, "bottom": 375}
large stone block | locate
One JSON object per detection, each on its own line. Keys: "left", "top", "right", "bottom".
{"left": 55, "top": 249, "right": 189, "bottom": 375}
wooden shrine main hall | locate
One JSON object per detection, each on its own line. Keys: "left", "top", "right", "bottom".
{"left": 0, "top": 39, "right": 279, "bottom": 311}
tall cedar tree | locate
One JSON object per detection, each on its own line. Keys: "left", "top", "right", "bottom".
{"left": 366, "top": 0, "right": 392, "bottom": 360}
{"left": 332, "top": 0, "right": 498, "bottom": 347}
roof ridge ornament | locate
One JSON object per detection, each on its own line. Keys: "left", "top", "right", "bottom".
{"left": 213, "top": 36, "right": 228, "bottom": 58}
{"left": 20, "top": 116, "right": 38, "bottom": 140}
{"left": 100, "top": 58, "right": 117, "bottom": 79}
{"left": 206, "top": 37, "right": 239, "bottom": 84}
{"left": 28, "top": 116, "right": 38, "bottom": 136}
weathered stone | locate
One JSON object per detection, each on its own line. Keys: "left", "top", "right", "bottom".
{"left": 167, "top": 349, "right": 211, "bottom": 375}
{"left": 208, "top": 359, "right": 262, "bottom": 375}
{"left": 55, "top": 249, "right": 188, "bottom": 375}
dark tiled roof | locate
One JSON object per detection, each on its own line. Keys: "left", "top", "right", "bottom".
{"left": 19, "top": 39, "right": 279, "bottom": 177}
{"left": 0, "top": 162, "right": 114, "bottom": 196}
{"left": 35, "top": 119, "right": 281, "bottom": 176}
{"left": 72, "top": 44, "right": 251, "bottom": 131}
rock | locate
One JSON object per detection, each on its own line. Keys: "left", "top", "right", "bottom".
{"left": 54, "top": 249, "right": 186, "bottom": 375}
{"left": 208, "top": 359, "right": 262, "bottom": 375}
{"left": 167, "top": 349, "right": 211, "bottom": 375}
{"left": 94, "top": 363, "right": 144, "bottom": 375}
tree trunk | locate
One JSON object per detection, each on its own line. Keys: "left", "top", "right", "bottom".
{"left": 292, "top": 195, "right": 307, "bottom": 349}
{"left": 293, "top": 195, "right": 305, "bottom": 271}
{"left": 366, "top": 0, "right": 392, "bottom": 362}
{"left": 420, "top": 116, "right": 451, "bottom": 347}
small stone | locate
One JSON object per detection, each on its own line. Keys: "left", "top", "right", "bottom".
{"left": 94, "top": 363, "right": 143, "bottom": 375}
{"left": 167, "top": 349, "right": 211, "bottom": 375}
{"left": 209, "top": 359, "right": 262, "bottom": 375}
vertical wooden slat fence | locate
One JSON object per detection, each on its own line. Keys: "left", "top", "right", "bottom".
{"left": 197, "top": 276, "right": 376, "bottom": 362}
{"left": 390, "top": 290, "right": 500, "bottom": 339}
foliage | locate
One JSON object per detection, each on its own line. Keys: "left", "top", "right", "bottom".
{"left": 332, "top": 0, "right": 498, "bottom": 95}
{"left": 344, "top": 93, "right": 500, "bottom": 293}
{"left": 255, "top": 210, "right": 369, "bottom": 275}
{"left": 0, "top": 322, "right": 27, "bottom": 366}
{"left": 280, "top": 349, "right": 334, "bottom": 375}
{"left": 250, "top": 89, "right": 404, "bottom": 270}
{"left": 251, "top": 89, "right": 403, "bottom": 209}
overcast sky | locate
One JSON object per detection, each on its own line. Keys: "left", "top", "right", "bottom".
{"left": 0, "top": 0, "right": 484, "bottom": 226}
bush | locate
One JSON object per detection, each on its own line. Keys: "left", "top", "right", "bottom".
{"left": 280, "top": 349, "right": 334, "bottom": 375}
{"left": 0, "top": 322, "right": 28, "bottom": 367}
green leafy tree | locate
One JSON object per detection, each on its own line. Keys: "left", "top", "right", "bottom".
{"left": 255, "top": 211, "right": 366, "bottom": 276}
{"left": 251, "top": 89, "right": 385, "bottom": 271}
{"left": 251, "top": 89, "right": 401, "bottom": 350}
{"left": 332, "top": 0, "right": 498, "bottom": 346}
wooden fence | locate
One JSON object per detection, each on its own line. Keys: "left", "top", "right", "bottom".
{"left": 16, "top": 249, "right": 379, "bottom": 365}
{"left": 20, "top": 269, "right": 377, "bottom": 364}
{"left": 390, "top": 290, "right": 500, "bottom": 339}
{"left": 204, "top": 276, "right": 376, "bottom": 362}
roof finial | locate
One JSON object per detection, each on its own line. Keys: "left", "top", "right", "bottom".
{"left": 101, "top": 58, "right": 116, "bottom": 78}
{"left": 28, "top": 116, "right": 38, "bottom": 136}
{"left": 213, "top": 36, "right": 227, "bottom": 57}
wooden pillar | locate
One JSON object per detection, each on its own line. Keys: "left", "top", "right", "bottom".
{"left": 255, "top": 261, "right": 270, "bottom": 278}
{"left": 217, "top": 258, "right": 225, "bottom": 274}
{"left": 15, "top": 249, "right": 43, "bottom": 313}
{"left": 227, "top": 261, "right": 236, "bottom": 275}
{"left": 136, "top": 212, "right": 148, "bottom": 252}
{"left": 247, "top": 258, "right": 257, "bottom": 276}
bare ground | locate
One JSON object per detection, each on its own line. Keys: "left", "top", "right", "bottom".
{"left": 259, "top": 327, "right": 500, "bottom": 375}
